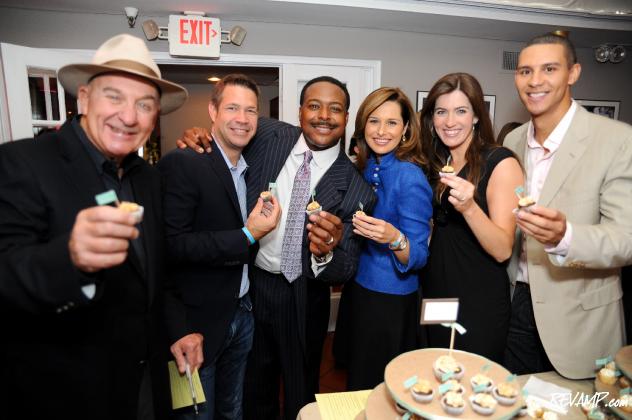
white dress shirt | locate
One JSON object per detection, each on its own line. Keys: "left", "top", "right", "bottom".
{"left": 516, "top": 100, "right": 577, "bottom": 284}
{"left": 255, "top": 134, "right": 340, "bottom": 275}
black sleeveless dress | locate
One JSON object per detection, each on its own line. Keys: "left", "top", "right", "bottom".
{"left": 422, "top": 147, "right": 513, "bottom": 364}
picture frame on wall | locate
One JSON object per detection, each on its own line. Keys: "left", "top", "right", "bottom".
{"left": 416, "top": 91, "right": 496, "bottom": 126}
{"left": 416, "top": 91, "right": 429, "bottom": 111}
{"left": 576, "top": 99, "right": 620, "bottom": 120}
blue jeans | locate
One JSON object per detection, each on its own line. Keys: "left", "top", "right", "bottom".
{"left": 179, "top": 294, "right": 254, "bottom": 420}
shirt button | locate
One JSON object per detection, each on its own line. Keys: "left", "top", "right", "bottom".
{"left": 373, "top": 174, "right": 378, "bottom": 178}
{"left": 375, "top": 167, "right": 380, "bottom": 171}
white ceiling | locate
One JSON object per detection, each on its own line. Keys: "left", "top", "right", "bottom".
{"left": 2, "top": 0, "right": 631, "bottom": 47}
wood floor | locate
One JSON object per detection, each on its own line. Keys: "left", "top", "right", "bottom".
{"left": 319, "top": 332, "right": 346, "bottom": 393}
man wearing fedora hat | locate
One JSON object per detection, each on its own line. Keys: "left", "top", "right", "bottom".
{"left": 0, "top": 34, "right": 201, "bottom": 419}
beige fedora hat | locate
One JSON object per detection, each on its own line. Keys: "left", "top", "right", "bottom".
{"left": 58, "top": 34, "right": 187, "bottom": 114}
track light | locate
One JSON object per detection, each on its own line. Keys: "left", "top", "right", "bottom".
{"left": 595, "top": 45, "right": 610, "bottom": 63}
{"left": 124, "top": 7, "right": 138, "bottom": 28}
{"left": 610, "top": 45, "right": 627, "bottom": 64}
{"left": 594, "top": 44, "right": 628, "bottom": 64}
{"left": 142, "top": 20, "right": 168, "bottom": 40}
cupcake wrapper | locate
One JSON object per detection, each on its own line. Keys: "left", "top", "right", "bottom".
{"left": 130, "top": 206, "right": 144, "bottom": 224}
{"left": 440, "top": 396, "right": 465, "bottom": 415}
{"left": 411, "top": 390, "right": 434, "bottom": 404}
{"left": 305, "top": 206, "right": 323, "bottom": 216}
{"left": 470, "top": 378, "right": 494, "bottom": 393}
{"left": 492, "top": 387, "right": 517, "bottom": 406}
{"left": 433, "top": 364, "right": 465, "bottom": 381}
{"left": 469, "top": 395, "right": 497, "bottom": 416}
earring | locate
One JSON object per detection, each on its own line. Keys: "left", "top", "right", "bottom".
{"left": 401, "top": 133, "right": 407, "bottom": 143}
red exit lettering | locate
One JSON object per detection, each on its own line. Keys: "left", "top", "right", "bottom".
{"left": 179, "top": 19, "right": 217, "bottom": 45}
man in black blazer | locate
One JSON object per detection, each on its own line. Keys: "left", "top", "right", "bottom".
{"left": 158, "top": 75, "right": 281, "bottom": 420}
{"left": 180, "top": 76, "right": 376, "bottom": 419}
{"left": 0, "top": 34, "right": 200, "bottom": 419}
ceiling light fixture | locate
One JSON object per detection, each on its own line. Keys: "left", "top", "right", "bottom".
{"left": 208, "top": 76, "right": 221, "bottom": 82}
{"left": 124, "top": 7, "right": 139, "bottom": 28}
{"left": 142, "top": 20, "right": 168, "bottom": 40}
{"left": 594, "top": 44, "right": 628, "bottom": 64}
{"left": 141, "top": 18, "right": 246, "bottom": 46}
{"left": 610, "top": 45, "right": 627, "bottom": 64}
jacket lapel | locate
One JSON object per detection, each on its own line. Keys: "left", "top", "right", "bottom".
{"left": 246, "top": 125, "right": 298, "bottom": 210}
{"left": 130, "top": 169, "right": 154, "bottom": 298}
{"left": 314, "top": 148, "right": 348, "bottom": 212}
{"left": 538, "top": 106, "right": 590, "bottom": 207}
{"left": 58, "top": 122, "right": 106, "bottom": 209}
{"left": 208, "top": 151, "right": 242, "bottom": 217}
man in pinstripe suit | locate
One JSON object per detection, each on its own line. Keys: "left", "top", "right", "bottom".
{"left": 180, "top": 76, "right": 376, "bottom": 419}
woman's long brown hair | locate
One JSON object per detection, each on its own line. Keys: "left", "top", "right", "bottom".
{"left": 419, "top": 72, "right": 499, "bottom": 201}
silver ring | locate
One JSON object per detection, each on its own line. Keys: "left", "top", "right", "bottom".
{"left": 325, "top": 236, "right": 334, "bottom": 245}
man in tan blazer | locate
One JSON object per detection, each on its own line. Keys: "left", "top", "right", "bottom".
{"left": 504, "top": 33, "right": 632, "bottom": 378}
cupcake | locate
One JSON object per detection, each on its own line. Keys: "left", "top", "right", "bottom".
{"left": 119, "top": 201, "right": 144, "bottom": 223}
{"left": 518, "top": 196, "right": 536, "bottom": 210}
{"left": 470, "top": 393, "right": 498, "bottom": 416}
{"left": 470, "top": 374, "right": 493, "bottom": 392}
{"left": 439, "top": 165, "right": 455, "bottom": 177}
{"left": 353, "top": 209, "right": 366, "bottom": 218}
{"left": 620, "top": 394, "right": 632, "bottom": 413}
{"left": 618, "top": 375, "right": 631, "bottom": 389}
{"left": 259, "top": 190, "right": 273, "bottom": 202}
{"left": 605, "top": 361, "right": 616, "bottom": 370}
{"left": 441, "top": 379, "right": 465, "bottom": 394}
{"left": 305, "top": 200, "right": 322, "bottom": 216}
{"left": 353, "top": 202, "right": 366, "bottom": 219}
{"left": 433, "top": 355, "right": 465, "bottom": 381}
{"left": 410, "top": 379, "right": 434, "bottom": 404}
{"left": 597, "top": 367, "right": 617, "bottom": 385}
{"left": 542, "top": 411, "right": 558, "bottom": 420}
{"left": 492, "top": 383, "right": 518, "bottom": 406}
{"left": 441, "top": 391, "right": 465, "bottom": 415}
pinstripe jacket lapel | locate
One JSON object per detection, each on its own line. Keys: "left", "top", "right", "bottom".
{"left": 245, "top": 121, "right": 298, "bottom": 211}
{"left": 314, "top": 148, "right": 347, "bottom": 213}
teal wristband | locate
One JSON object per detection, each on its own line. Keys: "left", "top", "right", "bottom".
{"left": 242, "top": 227, "right": 256, "bottom": 245}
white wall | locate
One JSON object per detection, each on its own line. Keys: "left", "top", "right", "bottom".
{"left": 1, "top": 6, "right": 630, "bottom": 131}
{"left": 159, "top": 82, "right": 278, "bottom": 153}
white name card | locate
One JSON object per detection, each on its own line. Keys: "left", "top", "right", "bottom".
{"left": 420, "top": 298, "right": 459, "bottom": 324}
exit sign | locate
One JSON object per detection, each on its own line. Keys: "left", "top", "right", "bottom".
{"left": 169, "top": 15, "right": 221, "bottom": 58}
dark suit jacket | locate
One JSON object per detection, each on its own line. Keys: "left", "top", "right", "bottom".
{"left": 0, "top": 120, "right": 176, "bottom": 419}
{"left": 243, "top": 117, "right": 376, "bottom": 350}
{"left": 157, "top": 147, "right": 251, "bottom": 363}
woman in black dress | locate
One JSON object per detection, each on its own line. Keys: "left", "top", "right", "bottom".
{"left": 420, "top": 73, "right": 524, "bottom": 364}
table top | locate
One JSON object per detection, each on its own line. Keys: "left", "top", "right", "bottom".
{"left": 298, "top": 371, "right": 593, "bottom": 420}
{"left": 384, "top": 348, "right": 521, "bottom": 419}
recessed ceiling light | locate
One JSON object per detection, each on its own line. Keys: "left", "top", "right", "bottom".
{"left": 208, "top": 76, "right": 221, "bottom": 82}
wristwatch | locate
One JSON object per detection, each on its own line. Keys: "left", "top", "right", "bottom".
{"left": 388, "top": 232, "right": 408, "bottom": 251}
{"left": 314, "top": 251, "right": 333, "bottom": 265}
